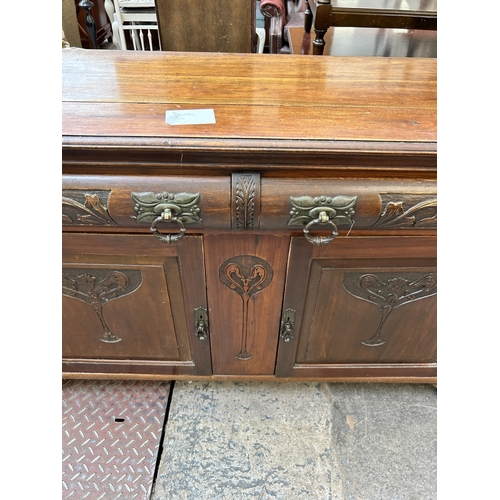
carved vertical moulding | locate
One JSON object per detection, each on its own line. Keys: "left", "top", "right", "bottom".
{"left": 219, "top": 255, "right": 273, "bottom": 359}
{"left": 373, "top": 194, "right": 437, "bottom": 228}
{"left": 62, "top": 269, "right": 143, "bottom": 343}
{"left": 343, "top": 271, "right": 437, "bottom": 346}
{"left": 232, "top": 173, "right": 260, "bottom": 230}
{"left": 62, "top": 190, "right": 117, "bottom": 226}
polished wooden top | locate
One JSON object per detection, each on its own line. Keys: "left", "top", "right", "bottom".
{"left": 62, "top": 49, "right": 436, "bottom": 145}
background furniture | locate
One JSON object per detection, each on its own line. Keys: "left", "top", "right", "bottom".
{"left": 260, "top": 0, "right": 307, "bottom": 53}
{"left": 306, "top": 0, "right": 437, "bottom": 55}
{"left": 287, "top": 24, "right": 436, "bottom": 56}
{"left": 262, "top": 0, "right": 437, "bottom": 55}
{"left": 155, "top": 0, "right": 257, "bottom": 53}
{"left": 109, "top": 0, "right": 161, "bottom": 50}
{"left": 74, "top": 0, "right": 113, "bottom": 48}
{"left": 62, "top": 50, "right": 437, "bottom": 382}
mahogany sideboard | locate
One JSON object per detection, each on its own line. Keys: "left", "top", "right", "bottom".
{"left": 62, "top": 49, "right": 437, "bottom": 383}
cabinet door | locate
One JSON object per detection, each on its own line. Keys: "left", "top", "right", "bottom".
{"left": 276, "top": 236, "right": 437, "bottom": 381}
{"left": 203, "top": 234, "right": 290, "bottom": 375}
{"left": 62, "top": 234, "right": 211, "bottom": 376}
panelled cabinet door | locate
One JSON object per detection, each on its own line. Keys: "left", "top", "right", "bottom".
{"left": 62, "top": 234, "right": 212, "bottom": 376}
{"left": 276, "top": 236, "right": 437, "bottom": 380}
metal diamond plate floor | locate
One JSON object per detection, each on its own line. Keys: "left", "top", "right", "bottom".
{"left": 63, "top": 381, "right": 436, "bottom": 499}
{"left": 62, "top": 380, "right": 171, "bottom": 499}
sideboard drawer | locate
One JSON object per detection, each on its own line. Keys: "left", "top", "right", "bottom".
{"left": 62, "top": 174, "right": 231, "bottom": 231}
{"left": 259, "top": 177, "right": 437, "bottom": 232}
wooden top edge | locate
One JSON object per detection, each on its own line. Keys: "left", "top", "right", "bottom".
{"left": 62, "top": 134, "right": 437, "bottom": 154}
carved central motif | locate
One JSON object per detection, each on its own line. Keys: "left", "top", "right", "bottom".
{"left": 62, "top": 269, "right": 143, "bottom": 343}
{"left": 219, "top": 256, "right": 273, "bottom": 360}
{"left": 343, "top": 272, "right": 437, "bottom": 346}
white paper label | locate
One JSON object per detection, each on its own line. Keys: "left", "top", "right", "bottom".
{"left": 165, "top": 109, "right": 216, "bottom": 125}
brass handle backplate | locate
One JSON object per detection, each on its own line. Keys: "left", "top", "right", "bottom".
{"left": 288, "top": 195, "right": 357, "bottom": 246}
{"left": 131, "top": 191, "right": 202, "bottom": 243}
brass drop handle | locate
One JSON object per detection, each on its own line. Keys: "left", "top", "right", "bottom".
{"left": 303, "top": 211, "right": 339, "bottom": 247}
{"left": 150, "top": 208, "right": 186, "bottom": 244}
{"left": 288, "top": 195, "right": 357, "bottom": 246}
{"left": 131, "top": 191, "right": 202, "bottom": 244}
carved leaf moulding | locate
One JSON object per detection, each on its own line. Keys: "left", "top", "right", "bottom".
{"left": 373, "top": 194, "right": 437, "bottom": 228}
{"left": 62, "top": 190, "right": 117, "bottom": 226}
{"left": 235, "top": 174, "right": 257, "bottom": 230}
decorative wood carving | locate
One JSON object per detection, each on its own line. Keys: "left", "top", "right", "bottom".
{"left": 219, "top": 255, "right": 273, "bottom": 360}
{"left": 343, "top": 271, "right": 437, "bottom": 346}
{"left": 62, "top": 269, "right": 143, "bottom": 343}
{"left": 62, "top": 190, "right": 117, "bottom": 226}
{"left": 373, "top": 194, "right": 437, "bottom": 228}
{"left": 232, "top": 173, "right": 260, "bottom": 230}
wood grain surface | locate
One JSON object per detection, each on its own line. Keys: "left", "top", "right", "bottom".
{"left": 62, "top": 50, "right": 436, "bottom": 143}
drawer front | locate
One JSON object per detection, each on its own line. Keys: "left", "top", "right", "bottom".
{"left": 62, "top": 174, "right": 231, "bottom": 231}
{"left": 259, "top": 177, "right": 437, "bottom": 232}
{"left": 62, "top": 174, "right": 436, "bottom": 237}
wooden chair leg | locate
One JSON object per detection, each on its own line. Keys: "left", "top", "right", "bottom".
{"left": 304, "top": 0, "right": 312, "bottom": 33}
{"left": 312, "top": 28, "right": 327, "bottom": 55}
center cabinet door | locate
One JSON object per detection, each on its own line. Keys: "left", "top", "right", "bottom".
{"left": 62, "top": 233, "right": 212, "bottom": 376}
{"left": 203, "top": 234, "right": 290, "bottom": 376}
{"left": 275, "top": 236, "right": 437, "bottom": 380}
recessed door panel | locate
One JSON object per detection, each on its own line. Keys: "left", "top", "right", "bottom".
{"left": 276, "top": 236, "right": 437, "bottom": 379}
{"left": 62, "top": 234, "right": 212, "bottom": 376}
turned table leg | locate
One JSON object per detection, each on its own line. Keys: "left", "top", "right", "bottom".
{"left": 308, "top": 0, "right": 332, "bottom": 55}
{"left": 312, "top": 28, "right": 327, "bottom": 55}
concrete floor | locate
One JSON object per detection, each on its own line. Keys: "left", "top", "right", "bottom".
{"left": 152, "top": 382, "right": 436, "bottom": 500}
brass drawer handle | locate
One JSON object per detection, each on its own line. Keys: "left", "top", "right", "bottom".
{"left": 150, "top": 208, "right": 187, "bottom": 243}
{"left": 288, "top": 195, "right": 357, "bottom": 246}
{"left": 131, "top": 191, "right": 202, "bottom": 244}
{"left": 303, "top": 211, "right": 338, "bottom": 246}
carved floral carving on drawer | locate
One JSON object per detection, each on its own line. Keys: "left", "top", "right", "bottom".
{"left": 373, "top": 194, "right": 437, "bottom": 228}
{"left": 62, "top": 190, "right": 117, "bottom": 226}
